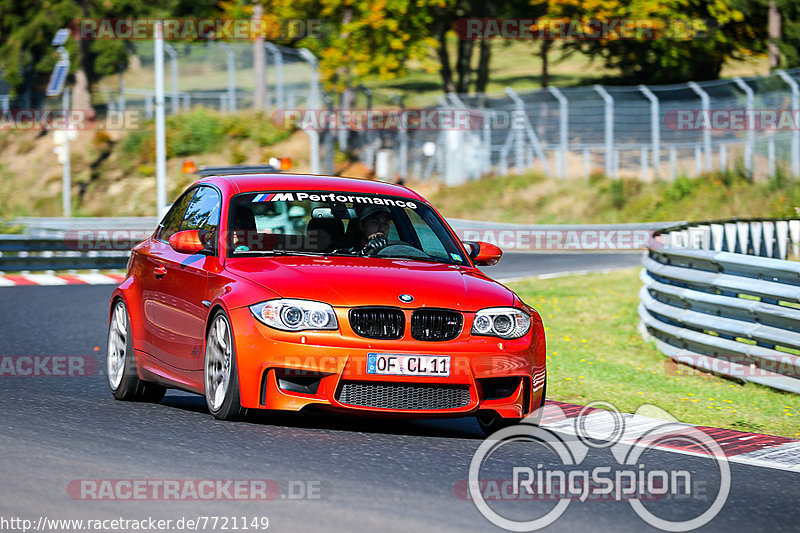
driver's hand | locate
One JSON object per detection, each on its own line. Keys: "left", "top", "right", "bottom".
{"left": 361, "top": 233, "right": 389, "bottom": 255}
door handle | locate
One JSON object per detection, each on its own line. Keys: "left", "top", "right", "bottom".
{"left": 154, "top": 265, "right": 167, "bottom": 279}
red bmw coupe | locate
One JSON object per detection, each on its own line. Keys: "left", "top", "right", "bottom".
{"left": 107, "top": 172, "right": 546, "bottom": 434}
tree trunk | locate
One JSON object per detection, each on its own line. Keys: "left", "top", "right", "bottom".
{"left": 456, "top": 37, "right": 474, "bottom": 94}
{"left": 475, "top": 40, "right": 491, "bottom": 94}
{"left": 71, "top": 37, "right": 96, "bottom": 120}
{"left": 71, "top": 68, "right": 95, "bottom": 120}
{"left": 768, "top": 0, "right": 782, "bottom": 70}
{"left": 541, "top": 39, "right": 550, "bottom": 88}
{"left": 437, "top": 26, "right": 456, "bottom": 94}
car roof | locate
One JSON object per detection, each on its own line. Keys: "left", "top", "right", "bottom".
{"left": 198, "top": 173, "right": 426, "bottom": 201}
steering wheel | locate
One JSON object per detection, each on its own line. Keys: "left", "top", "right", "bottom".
{"left": 361, "top": 237, "right": 406, "bottom": 256}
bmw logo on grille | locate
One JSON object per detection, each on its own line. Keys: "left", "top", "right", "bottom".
{"left": 399, "top": 294, "right": 414, "bottom": 303}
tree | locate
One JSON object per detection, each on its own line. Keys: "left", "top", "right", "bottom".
{"left": 0, "top": 0, "right": 218, "bottom": 112}
{"left": 433, "top": 0, "right": 528, "bottom": 95}
{"left": 225, "top": 0, "right": 441, "bottom": 93}
{"left": 531, "top": 0, "right": 767, "bottom": 84}
{"left": 759, "top": 0, "right": 800, "bottom": 69}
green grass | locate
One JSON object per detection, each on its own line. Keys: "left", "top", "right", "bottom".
{"left": 507, "top": 268, "right": 800, "bottom": 438}
{"left": 426, "top": 170, "right": 800, "bottom": 224}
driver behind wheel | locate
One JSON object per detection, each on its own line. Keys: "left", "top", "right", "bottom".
{"left": 359, "top": 205, "right": 393, "bottom": 255}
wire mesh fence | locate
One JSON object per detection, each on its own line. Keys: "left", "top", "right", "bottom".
{"left": 401, "top": 68, "right": 800, "bottom": 184}
{"left": 2, "top": 40, "right": 800, "bottom": 184}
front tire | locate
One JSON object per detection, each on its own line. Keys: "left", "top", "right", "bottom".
{"left": 107, "top": 299, "right": 166, "bottom": 402}
{"left": 204, "top": 311, "right": 244, "bottom": 420}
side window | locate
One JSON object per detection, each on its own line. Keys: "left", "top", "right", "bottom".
{"left": 158, "top": 190, "right": 195, "bottom": 241}
{"left": 180, "top": 187, "right": 221, "bottom": 252}
{"left": 180, "top": 187, "right": 221, "bottom": 231}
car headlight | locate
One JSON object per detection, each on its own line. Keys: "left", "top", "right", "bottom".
{"left": 471, "top": 307, "right": 531, "bottom": 339}
{"left": 250, "top": 299, "right": 338, "bottom": 331}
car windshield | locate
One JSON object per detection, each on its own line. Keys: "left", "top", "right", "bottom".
{"left": 227, "top": 191, "right": 469, "bottom": 266}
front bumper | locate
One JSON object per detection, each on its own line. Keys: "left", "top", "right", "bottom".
{"left": 229, "top": 307, "right": 546, "bottom": 419}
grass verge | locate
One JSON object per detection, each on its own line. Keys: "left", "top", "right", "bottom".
{"left": 424, "top": 170, "right": 800, "bottom": 224}
{"left": 507, "top": 268, "right": 800, "bottom": 438}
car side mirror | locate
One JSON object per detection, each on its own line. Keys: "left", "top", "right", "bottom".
{"left": 463, "top": 241, "right": 503, "bottom": 266}
{"left": 169, "top": 230, "right": 211, "bottom": 255}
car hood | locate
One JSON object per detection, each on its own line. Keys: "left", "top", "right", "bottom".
{"left": 224, "top": 256, "right": 514, "bottom": 310}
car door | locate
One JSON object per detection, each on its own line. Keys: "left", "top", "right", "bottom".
{"left": 141, "top": 186, "right": 221, "bottom": 371}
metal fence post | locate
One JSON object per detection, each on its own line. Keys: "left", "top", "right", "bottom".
{"left": 154, "top": 22, "right": 167, "bottom": 216}
{"left": 732, "top": 77, "right": 754, "bottom": 176}
{"left": 482, "top": 110, "right": 491, "bottom": 175}
{"left": 393, "top": 95, "right": 408, "bottom": 182}
{"left": 695, "top": 145, "right": 703, "bottom": 175}
{"left": 163, "top": 42, "right": 179, "bottom": 114}
{"left": 514, "top": 104, "right": 524, "bottom": 173}
{"left": 298, "top": 48, "right": 320, "bottom": 174}
{"left": 669, "top": 147, "right": 677, "bottom": 180}
{"left": 324, "top": 95, "right": 335, "bottom": 174}
{"left": 220, "top": 43, "right": 236, "bottom": 113}
{"left": 594, "top": 85, "right": 614, "bottom": 178}
{"left": 583, "top": 148, "right": 590, "bottom": 178}
{"left": 253, "top": 4, "right": 265, "bottom": 111}
{"left": 117, "top": 73, "right": 125, "bottom": 113}
{"left": 360, "top": 85, "right": 374, "bottom": 170}
{"left": 505, "top": 87, "right": 551, "bottom": 175}
{"left": 640, "top": 146, "right": 648, "bottom": 181}
{"left": 768, "top": 138, "right": 776, "bottom": 176}
{"left": 777, "top": 70, "right": 800, "bottom": 176}
{"left": 720, "top": 144, "right": 728, "bottom": 172}
{"left": 639, "top": 85, "right": 660, "bottom": 178}
{"left": 61, "top": 87, "right": 71, "bottom": 217}
{"left": 548, "top": 87, "right": 568, "bottom": 179}
{"left": 688, "top": 82, "right": 712, "bottom": 172}
{"left": 265, "top": 43, "right": 284, "bottom": 110}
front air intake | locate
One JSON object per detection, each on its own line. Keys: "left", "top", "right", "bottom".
{"left": 337, "top": 382, "right": 471, "bottom": 410}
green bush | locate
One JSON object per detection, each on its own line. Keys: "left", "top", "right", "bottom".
{"left": 166, "top": 107, "right": 225, "bottom": 157}
{"left": 120, "top": 129, "right": 152, "bottom": 163}
{"left": 665, "top": 176, "right": 695, "bottom": 201}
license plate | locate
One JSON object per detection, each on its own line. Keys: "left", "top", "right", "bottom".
{"left": 366, "top": 353, "right": 450, "bottom": 377}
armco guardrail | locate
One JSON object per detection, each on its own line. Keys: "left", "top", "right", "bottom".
{"left": 639, "top": 218, "right": 800, "bottom": 394}
{"left": 0, "top": 234, "right": 140, "bottom": 272}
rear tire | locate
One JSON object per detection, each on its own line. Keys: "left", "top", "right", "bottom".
{"left": 107, "top": 299, "right": 166, "bottom": 403}
{"left": 204, "top": 311, "right": 244, "bottom": 420}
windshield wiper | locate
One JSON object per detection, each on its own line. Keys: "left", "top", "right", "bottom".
{"left": 380, "top": 254, "right": 453, "bottom": 264}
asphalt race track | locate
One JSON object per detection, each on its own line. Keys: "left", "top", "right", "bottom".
{"left": 1, "top": 254, "right": 798, "bottom": 532}
{"left": 479, "top": 252, "right": 643, "bottom": 280}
